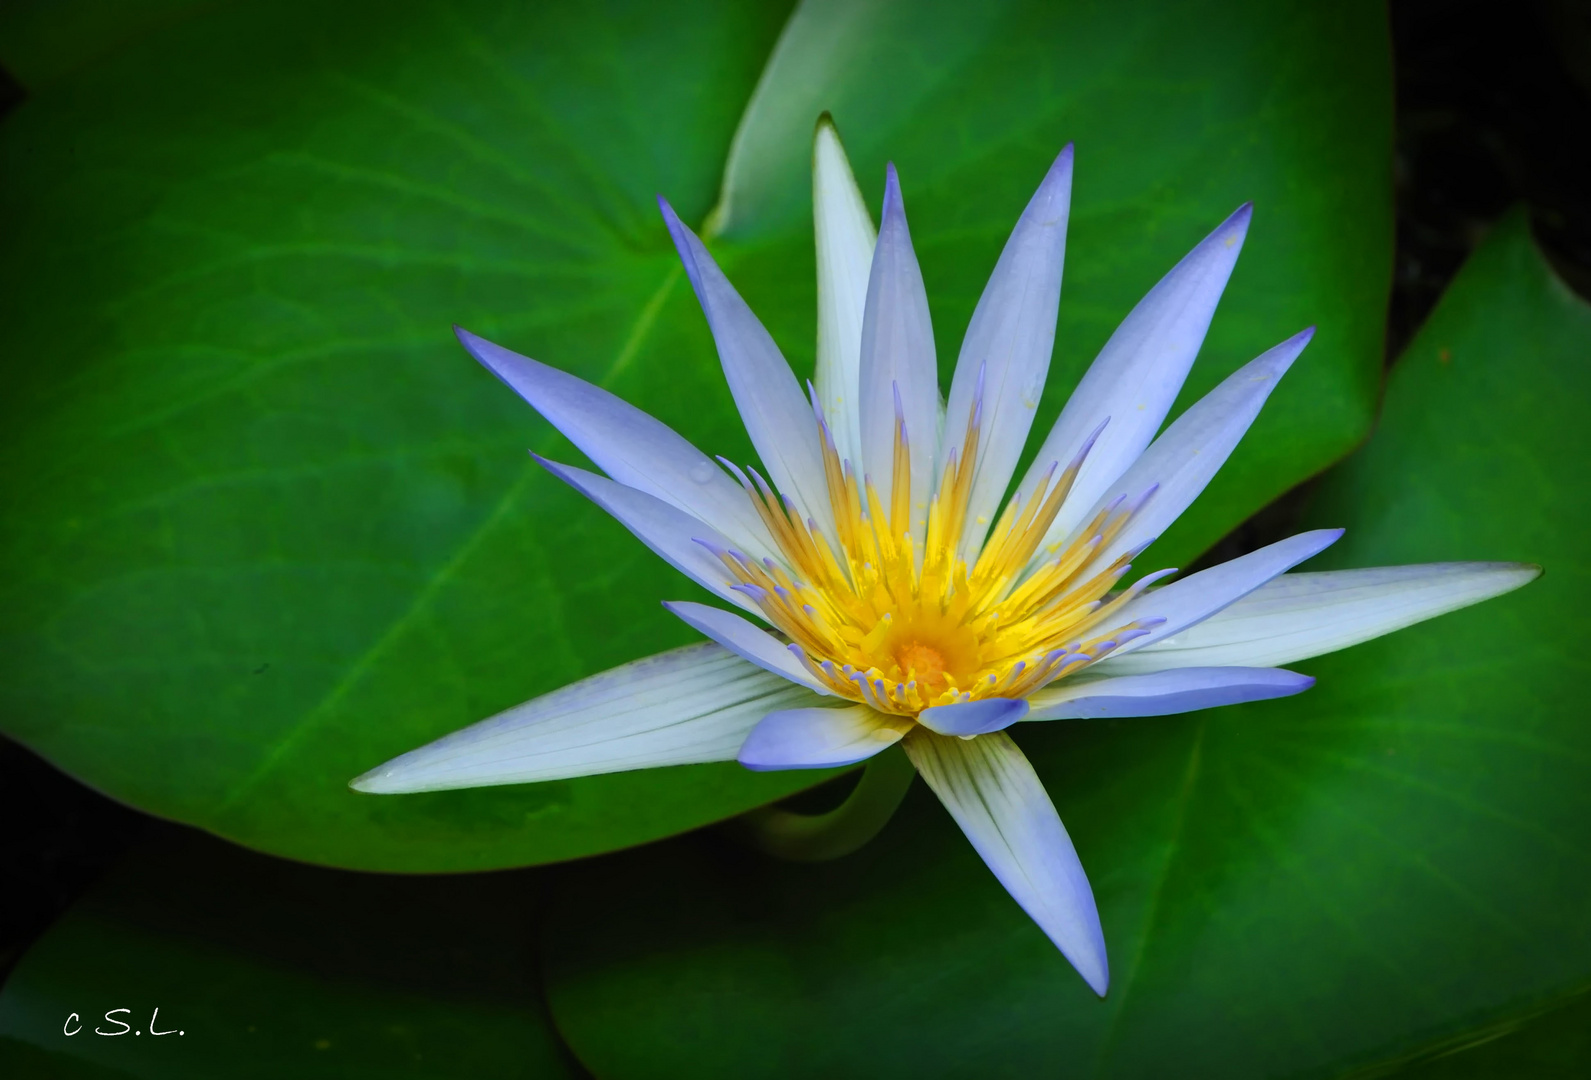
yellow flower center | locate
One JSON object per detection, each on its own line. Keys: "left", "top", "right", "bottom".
{"left": 711, "top": 396, "right": 1159, "bottom": 715}
{"left": 892, "top": 641, "right": 950, "bottom": 692}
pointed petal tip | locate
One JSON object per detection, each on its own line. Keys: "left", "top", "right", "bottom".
{"left": 1085, "top": 963, "right": 1110, "bottom": 997}
{"left": 1028, "top": 144, "right": 1075, "bottom": 212}
{"left": 877, "top": 164, "right": 912, "bottom": 240}
{"left": 813, "top": 115, "right": 853, "bottom": 172}
{"left": 452, "top": 325, "right": 505, "bottom": 368}
{"left": 1044, "top": 142, "right": 1075, "bottom": 179}
{"left": 1189, "top": 202, "right": 1252, "bottom": 257}
{"left": 349, "top": 765, "right": 403, "bottom": 794}
{"left": 1294, "top": 527, "right": 1345, "bottom": 559}
{"left": 453, "top": 333, "right": 547, "bottom": 410}
{"left": 1060, "top": 927, "right": 1109, "bottom": 996}
{"left": 657, "top": 196, "right": 690, "bottom": 246}
{"left": 657, "top": 197, "right": 700, "bottom": 250}
{"left": 528, "top": 452, "right": 580, "bottom": 485}
{"left": 1253, "top": 325, "right": 1316, "bottom": 377}
{"left": 655, "top": 199, "right": 711, "bottom": 295}
{"left": 1481, "top": 562, "right": 1545, "bottom": 598}
{"left": 453, "top": 325, "right": 491, "bottom": 365}
{"left": 1217, "top": 202, "right": 1253, "bottom": 245}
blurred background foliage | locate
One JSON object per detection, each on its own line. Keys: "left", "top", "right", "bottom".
{"left": 1, "top": 0, "right": 1588, "bottom": 1076}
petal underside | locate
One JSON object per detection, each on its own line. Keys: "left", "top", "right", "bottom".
{"left": 351, "top": 644, "right": 820, "bottom": 792}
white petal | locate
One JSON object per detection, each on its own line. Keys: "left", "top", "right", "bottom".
{"left": 664, "top": 600, "right": 827, "bottom": 692}
{"left": 812, "top": 116, "right": 876, "bottom": 469}
{"left": 738, "top": 704, "right": 909, "bottom": 770}
{"left": 1108, "top": 529, "right": 1343, "bottom": 653}
{"left": 917, "top": 696, "right": 1030, "bottom": 737}
{"left": 659, "top": 199, "right": 835, "bottom": 542}
{"left": 904, "top": 730, "right": 1109, "bottom": 995}
{"left": 858, "top": 164, "right": 941, "bottom": 539}
{"left": 1026, "top": 667, "right": 1313, "bottom": 720}
{"left": 1097, "top": 562, "right": 1541, "bottom": 674}
{"left": 457, "top": 328, "right": 776, "bottom": 560}
{"left": 939, "top": 146, "right": 1074, "bottom": 558}
{"left": 1019, "top": 205, "right": 1253, "bottom": 548}
{"left": 351, "top": 644, "right": 820, "bottom": 792}
{"left": 535, "top": 455, "right": 756, "bottom": 615}
{"left": 1068, "top": 328, "right": 1314, "bottom": 575}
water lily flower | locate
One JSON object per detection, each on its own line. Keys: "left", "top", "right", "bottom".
{"left": 352, "top": 120, "right": 1538, "bottom": 996}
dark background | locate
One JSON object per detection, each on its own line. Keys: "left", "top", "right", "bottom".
{"left": 3, "top": 0, "right": 1590, "bottom": 1028}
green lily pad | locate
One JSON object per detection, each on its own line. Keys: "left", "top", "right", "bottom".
{"left": 0, "top": 828, "right": 577, "bottom": 1078}
{"left": 537, "top": 210, "right": 1589, "bottom": 1076}
{"left": 0, "top": 0, "right": 1389, "bottom": 871}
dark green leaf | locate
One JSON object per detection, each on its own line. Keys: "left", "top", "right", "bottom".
{"left": 538, "top": 210, "right": 1589, "bottom": 1076}
{"left": 0, "top": 1, "right": 221, "bottom": 91}
{"left": 1348, "top": 984, "right": 1591, "bottom": 1078}
{"left": 0, "top": 0, "right": 1389, "bottom": 871}
{"left": 0, "top": 828, "right": 578, "bottom": 1078}
{"left": 0, "top": 1038, "right": 135, "bottom": 1080}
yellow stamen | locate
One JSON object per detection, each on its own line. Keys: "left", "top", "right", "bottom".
{"left": 718, "top": 399, "right": 1164, "bottom": 715}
